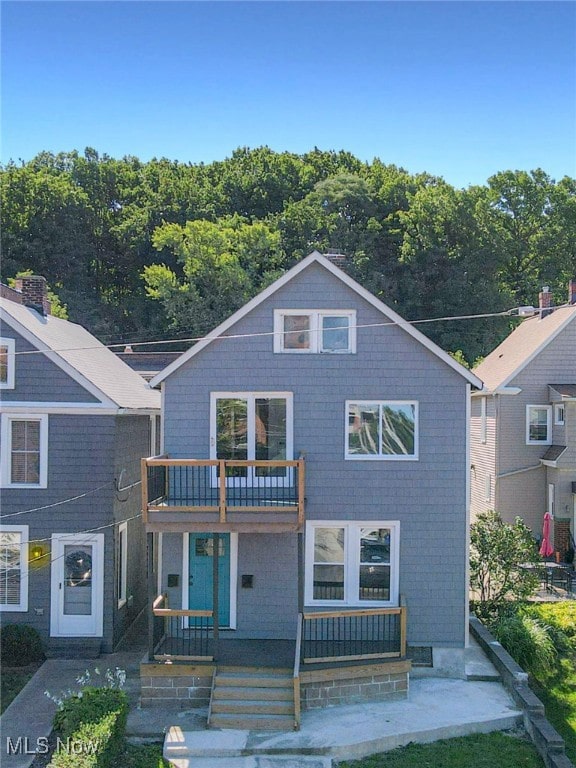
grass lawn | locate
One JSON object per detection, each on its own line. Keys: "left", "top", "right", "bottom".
{"left": 119, "top": 744, "right": 170, "bottom": 767}
{"left": 1, "top": 662, "right": 43, "bottom": 714}
{"left": 122, "top": 734, "right": 543, "bottom": 768}
{"left": 337, "top": 732, "right": 544, "bottom": 768}
{"left": 523, "top": 601, "right": 576, "bottom": 763}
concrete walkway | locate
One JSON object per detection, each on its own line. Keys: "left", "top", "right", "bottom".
{"left": 1, "top": 635, "right": 522, "bottom": 768}
{"left": 164, "top": 678, "right": 523, "bottom": 767}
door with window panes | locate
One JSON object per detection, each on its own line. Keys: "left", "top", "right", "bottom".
{"left": 210, "top": 394, "right": 292, "bottom": 486}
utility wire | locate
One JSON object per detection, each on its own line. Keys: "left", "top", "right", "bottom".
{"left": 10, "top": 307, "right": 521, "bottom": 357}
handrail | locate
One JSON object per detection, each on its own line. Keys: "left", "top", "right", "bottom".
{"left": 301, "top": 606, "right": 406, "bottom": 664}
{"left": 293, "top": 613, "right": 303, "bottom": 730}
{"left": 303, "top": 607, "right": 402, "bottom": 620}
{"left": 151, "top": 594, "right": 214, "bottom": 661}
{"left": 142, "top": 457, "right": 305, "bottom": 526}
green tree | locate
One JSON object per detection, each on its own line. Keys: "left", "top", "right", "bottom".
{"left": 470, "top": 510, "right": 539, "bottom": 621}
{"left": 143, "top": 218, "right": 284, "bottom": 337}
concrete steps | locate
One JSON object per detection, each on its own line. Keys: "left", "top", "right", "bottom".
{"left": 208, "top": 667, "right": 295, "bottom": 731}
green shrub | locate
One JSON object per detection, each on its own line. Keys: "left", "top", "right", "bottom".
{"left": 53, "top": 687, "right": 128, "bottom": 739}
{"left": 522, "top": 602, "right": 576, "bottom": 645}
{"left": 49, "top": 687, "right": 128, "bottom": 768}
{"left": 0, "top": 624, "right": 44, "bottom": 666}
{"left": 491, "top": 612, "right": 557, "bottom": 676}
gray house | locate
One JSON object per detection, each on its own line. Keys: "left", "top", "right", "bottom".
{"left": 0, "top": 276, "right": 160, "bottom": 656}
{"left": 470, "top": 283, "right": 576, "bottom": 559}
{"left": 141, "top": 252, "right": 482, "bottom": 728}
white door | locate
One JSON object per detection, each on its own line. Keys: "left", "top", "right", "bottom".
{"left": 50, "top": 534, "right": 104, "bottom": 637}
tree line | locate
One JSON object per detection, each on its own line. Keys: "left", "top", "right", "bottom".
{"left": 1, "top": 146, "right": 575, "bottom": 363}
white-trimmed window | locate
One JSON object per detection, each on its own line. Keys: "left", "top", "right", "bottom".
{"left": 485, "top": 474, "right": 492, "bottom": 503}
{"left": 117, "top": 522, "right": 128, "bottom": 608}
{"left": 0, "top": 525, "right": 29, "bottom": 611}
{"left": 0, "top": 338, "right": 15, "bottom": 389}
{"left": 305, "top": 521, "right": 400, "bottom": 607}
{"left": 480, "top": 396, "right": 487, "bottom": 444}
{"left": 526, "top": 405, "right": 552, "bottom": 445}
{"left": 274, "top": 310, "right": 356, "bottom": 354}
{"left": 210, "top": 392, "right": 293, "bottom": 485}
{"left": 346, "top": 401, "right": 418, "bottom": 460}
{"left": 554, "top": 404, "right": 565, "bottom": 426}
{"left": 1, "top": 414, "right": 49, "bottom": 488}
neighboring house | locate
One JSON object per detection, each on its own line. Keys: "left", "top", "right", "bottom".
{"left": 470, "top": 282, "right": 576, "bottom": 558}
{"left": 115, "top": 349, "right": 182, "bottom": 383}
{"left": 141, "top": 252, "right": 481, "bottom": 728}
{"left": 0, "top": 276, "right": 160, "bottom": 656}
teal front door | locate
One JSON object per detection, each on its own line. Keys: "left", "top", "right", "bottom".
{"left": 188, "top": 533, "right": 231, "bottom": 627}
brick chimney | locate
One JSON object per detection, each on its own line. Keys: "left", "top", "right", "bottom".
{"left": 569, "top": 279, "right": 576, "bottom": 306}
{"left": 14, "top": 275, "right": 51, "bottom": 316}
{"left": 539, "top": 286, "right": 553, "bottom": 319}
{"left": 324, "top": 251, "right": 347, "bottom": 269}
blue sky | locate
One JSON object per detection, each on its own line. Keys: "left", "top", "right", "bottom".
{"left": 2, "top": 1, "right": 575, "bottom": 188}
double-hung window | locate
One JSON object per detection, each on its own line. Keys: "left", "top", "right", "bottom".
{"left": 0, "top": 525, "right": 28, "bottom": 611}
{"left": 346, "top": 401, "right": 418, "bottom": 460}
{"left": 0, "top": 338, "right": 15, "bottom": 389}
{"left": 210, "top": 393, "right": 293, "bottom": 485}
{"left": 305, "top": 521, "right": 399, "bottom": 606}
{"left": 1, "top": 415, "right": 48, "bottom": 488}
{"left": 526, "top": 405, "right": 552, "bottom": 445}
{"left": 274, "top": 310, "right": 356, "bottom": 354}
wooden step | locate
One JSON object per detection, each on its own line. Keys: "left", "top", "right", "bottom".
{"left": 208, "top": 668, "right": 296, "bottom": 731}
{"left": 215, "top": 674, "right": 292, "bottom": 688}
{"left": 212, "top": 685, "right": 293, "bottom": 701}
{"left": 208, "top": 713, "right": 295, "bottom": 731}
{"left": 211, "top": 700, "right": 294, "bottom": 715}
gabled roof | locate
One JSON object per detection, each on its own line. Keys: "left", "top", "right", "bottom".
{"left": 473, "top": 305, "right": 576, "bottom": 393}
{"left": 150, "top": 252, "right": 482, "bottom": 388}
{"left": 0, "top": 300, "right": 160, "bottom": 411}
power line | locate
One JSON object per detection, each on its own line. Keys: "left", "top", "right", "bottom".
{"left": 10, "top": 307, "right": 520, "bottom": 358}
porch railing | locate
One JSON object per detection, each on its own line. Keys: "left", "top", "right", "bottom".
{"left": 150, "top": 594, "right": 214, "bottom": 661}
{"left": 300, "top": 607, "right": 407, "bottom": 664}
{"left": 142, "top": 457, "right": 305, "bottom": 526}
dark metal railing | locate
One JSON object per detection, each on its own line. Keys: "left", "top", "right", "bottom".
{"left": 301, "top": 607, "right": 406, "bottom": 663}
{"left": 142, "top": 458, "right": 305, "bottom": 525}
{"left": 150, "top": 594, "right": 214, "bottom": 661}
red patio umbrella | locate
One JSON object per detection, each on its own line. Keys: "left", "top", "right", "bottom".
{"left": 539, "top": 512, "right": 554, "bottom": 557}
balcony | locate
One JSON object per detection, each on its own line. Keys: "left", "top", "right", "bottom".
{"left": 141, "top": 457, "right": 305, "bottom": 532}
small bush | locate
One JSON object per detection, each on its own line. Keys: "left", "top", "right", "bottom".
{"left": 491, "top": 612, "right": 557, "bottom": 676}
{"left": 0, "top": 624, "right": 44, "bottom": 666}
{"left": 53, "top": 687, "right": 128, "bottom": 739}
{"left": 49, "top": 687, "right": 128, "bottom": 768}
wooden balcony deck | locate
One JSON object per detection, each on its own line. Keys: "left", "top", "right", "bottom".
{"left": 142, "top": 457, "right": 305, "bottom": 532}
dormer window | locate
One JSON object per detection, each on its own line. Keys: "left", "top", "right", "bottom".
{"left": 274, "top": 311, "right": 356, "bottom": 354}
{"left": 0, "top": 338, "right": 15, "bottom": 389}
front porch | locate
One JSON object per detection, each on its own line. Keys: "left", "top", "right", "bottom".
{"left": 142, "top": 599, "right": 409, "bottom": 729}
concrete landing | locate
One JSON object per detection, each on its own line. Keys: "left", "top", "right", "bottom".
{"left": 164, "top": 677, "right": 523, "bottom": 766}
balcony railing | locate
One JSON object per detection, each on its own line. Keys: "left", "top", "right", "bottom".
{"left": 300, "top": 607, "right": 407, "bottom": 664}
{"left": 150, "top": 594, "right": 214, "bottom": 661}
{"left": 141, "top": 457, "right": 305, "bottom": 527}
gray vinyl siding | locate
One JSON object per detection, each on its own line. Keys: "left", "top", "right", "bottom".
{"left": 162, "top": 263, "right": 471, "bottom": 648}
{"left": 0, "top": 415, "right": 116, "bottom": 650}
{"left": 1, "top": 325, "right": 99, "bottom": 403}
{"left": 493, "top": 318, "right": 576, "bottom": 535}
{"left": 112, "top": 415, "right": 151, "bottom": 646}
{"left": 470, "top": 395, "right": 497, "bottom": 520}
